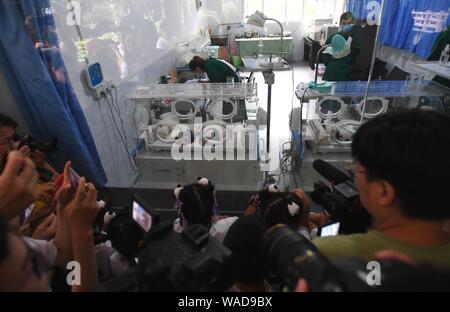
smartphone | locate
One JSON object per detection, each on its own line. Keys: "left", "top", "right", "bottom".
{"left": 132, "top": 200, "right": 153, "bottom": 232}
{"left": 68, "top": 168, "right": 80, "bottom": 190}
{"left": 318, "top": 222, "right": 341, "bottom": 237}
{"left": 21, "top": 204, "right": 35, "bottom": 225}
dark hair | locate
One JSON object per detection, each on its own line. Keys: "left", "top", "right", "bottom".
{"left": 223, "top": 215, "right": 268, "bottom": 285}
{"left": 0, "top": 216, "right": 9, "bottom": 264}
{"left": 107, "top": 213, "right": 144, "bottom": 260}
{"left": 180, "top": 183, "right": 215, "bottom": 229}
{"left": 352, "top": 109, "right": 450, "bottom": 220}
{"left": 340, "top": 12, "right": 355, "bottom": 23}
{"left": 0, "top": 114, "right": 18, "bottom": 129}
{"left": 188, "top": 56, "right": 206, "bottom": 72}
{"left": 258, "top": 190, "right": 303, "bottom": 228}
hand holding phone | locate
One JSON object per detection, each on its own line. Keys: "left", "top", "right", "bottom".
{"left": 68, "top": 168, "right": 80, "bottom": 190}
{"left": 318, "top": 222, "right": 341, "bottom": 237}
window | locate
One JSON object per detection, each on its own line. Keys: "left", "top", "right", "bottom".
{"left": 245, "top": 0, "right": 345, "bottom": 23}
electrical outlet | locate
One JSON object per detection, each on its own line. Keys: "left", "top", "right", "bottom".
{"left": 104, "top": 80, "right": 113, "bottom": 92}
{"left": 92, "top": 85, "right": 103, "bottom": 100}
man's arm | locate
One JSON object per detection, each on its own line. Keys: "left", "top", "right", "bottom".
{"left": 53, "top": 162, "right": 75, "bottom": 266}
{"left": 66, "top": 177, "right": 100, "bottom": 292}
{"left": 0, "top": 152, "right": 38, "bottom": 219}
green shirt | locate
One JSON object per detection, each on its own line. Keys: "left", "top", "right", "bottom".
{"left": 323, "top": 31, "right": 361, "bottom": 82}
{"left": 204, "top": 58, "right": 239, "bottom": 83}
{"left": 313, "top": 230, "right": 450, "bottom": 270}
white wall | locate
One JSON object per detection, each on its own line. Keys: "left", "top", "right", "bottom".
{"left": 51, "top": 0, "right": 213, "bottom": 187}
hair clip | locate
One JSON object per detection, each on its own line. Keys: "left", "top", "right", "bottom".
{"left": 197, "top": 177, "right": 210, "bottom": 186}
{"left": 266, "top": 184, "right": 280, "bottom": 193}
{"left": 174, "top": 184, "right": 183, "bottom": 199}
{"left": 288, "top": 202, "right": 300, "bottom": 217}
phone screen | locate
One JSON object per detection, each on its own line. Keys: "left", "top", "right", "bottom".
{"left": 132, "top": 201, "right": 152, "bottom": 232}
{"left": 319, "top": 222, "right": 341, "bottom": 237}
{"left": 68, "top": 168, "right": 80, "bottom": 190}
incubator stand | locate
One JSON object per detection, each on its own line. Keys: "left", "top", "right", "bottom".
{"left": 296, "top": 80, "right": 450, "bottom": 190}
{"left": 128, "top": 82, "right": 266, "bottom": 191}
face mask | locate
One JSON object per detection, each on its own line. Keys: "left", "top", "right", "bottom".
{"left": 341, "top": 24, "right": 353, "bottom": 33}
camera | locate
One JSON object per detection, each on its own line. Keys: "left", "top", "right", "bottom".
{"left": 98, "top": 195, "right": 233, "bottom": 292}
{"left": 14, "top": 134, "right": 59, "bottom": 154}
{"left": 311, "top": 159, "right": 372, "bottom": 234}
{"left": 264, "top": 224, "right": 450, "bottom": 292}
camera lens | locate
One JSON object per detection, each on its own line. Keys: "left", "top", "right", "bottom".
{"left": 263, "top": 224, "right": 333, "bottom": 290}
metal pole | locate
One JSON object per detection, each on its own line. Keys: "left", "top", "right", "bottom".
{"left": 266, "top": 18, "right": 284, "bottom": 59}
{"left": 360, "top": 0, "right": 385, "bottom": 124}
{"left": 315, "top": 44, "right": 332, "bottom": 84}
{"left": 267, "top": 83, "right": 272, "bottom": 153}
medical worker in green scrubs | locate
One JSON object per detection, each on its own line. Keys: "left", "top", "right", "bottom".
{"left": 189, "top": 56, "right": 240, "bottom": 83}
{"left": 323, "top": 12, "right": 361, "bottom": 81}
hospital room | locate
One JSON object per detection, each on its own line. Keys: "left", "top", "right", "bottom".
{"left": 0, "top": 0, "right": 450, "bottom": 298}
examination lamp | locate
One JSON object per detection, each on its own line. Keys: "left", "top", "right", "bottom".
{"left": 310, "top": 34, "right": 347, "bottom": 93}
{"left": 246, "top": 11, "right": 284, "bottom": 59}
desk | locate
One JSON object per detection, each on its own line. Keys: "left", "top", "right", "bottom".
{"left": 236, "top": 36, "right": 294, "bottom": 60}
{"left": 413, "top": 61, "right": 450, "bottom": 80}
{"left": 303, "top": 37, "right": 323, "bottom": 70}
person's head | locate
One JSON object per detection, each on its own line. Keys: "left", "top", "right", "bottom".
{"left": 0, "top": 114, "right": 18, "bottom": 169}
{"left": 189, "top": 56, "right": 206, "bottom": 74}
{"left": 107, "top": 212, "right": 145, "bottom": 261}
{"left": 223, "top": 215, "right": 268, "bottom": 289}
{"left": 352, "top": 110, "right": 450, "bottom": 223}
{"left": 174, "top": 178, "right": 216, "bottom": 229}
{"left": 340, "top": 12, "right": 355, "bottom": 32}
{"left": 0, "top": 216, "right": 49, "bottom": 291}
{"left": 257, "top": 187, "right": 304, "bottom": 228}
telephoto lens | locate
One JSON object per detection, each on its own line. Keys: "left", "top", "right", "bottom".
{"left": 263, "top": 224, "right": 343, "bottom": 292}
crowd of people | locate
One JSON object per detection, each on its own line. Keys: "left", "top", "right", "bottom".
{"left": 1, "top": 109, "right": 450, "bottom": 292}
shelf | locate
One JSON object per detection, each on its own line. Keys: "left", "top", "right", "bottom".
{"left": 128, "top": 82, "right": 258, "bottom": 100}
{"left": 297, "top": 80, "right": 450, "bottom": 99}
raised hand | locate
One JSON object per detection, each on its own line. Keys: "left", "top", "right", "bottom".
{"left": 0, "top": 151, "right": 38, "bottom": 219}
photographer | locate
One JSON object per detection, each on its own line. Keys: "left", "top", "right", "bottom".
{"left": 0, "top": 113, "right": 59, "bottom": 180}
{"left": 0, "top": 114, "right": 30, "bottom": 168}
{"left": 223, "top": 215, "right": 270, "bottom": 292}
{"left": 313, "top": 110, "right": 450, "bottom": 270}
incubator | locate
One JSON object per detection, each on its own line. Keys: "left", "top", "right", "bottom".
{"left": 295, "top": 80, "right": 450, "bottom": 190}
{"left": 128, "top": 81, "right": 266, "bottom": 191}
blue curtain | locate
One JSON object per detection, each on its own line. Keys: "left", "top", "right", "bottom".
{"left": 0, "top": 0, "right": 107, "bottom": 186}
{"left": 346, "top": 0, "right": 450, "bottom": 58}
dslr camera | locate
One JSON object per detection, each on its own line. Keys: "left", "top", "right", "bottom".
{"left": 264, "top": 224, "right": 450, "bottom": 292}
{"left": 311, "top": 159, "right": 372, "bottom": 234}
{"left": 14, "top": 133, "right": 59, "bottom": 154}
{"left": 98, "top": 195, "right": 232, "bottom": 292}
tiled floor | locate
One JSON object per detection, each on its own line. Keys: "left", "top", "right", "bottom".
{"left": 248, "top": 61, "right": 315, "bottom": 189}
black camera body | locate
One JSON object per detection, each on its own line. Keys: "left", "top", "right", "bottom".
{"left": 15, "top": 134, "right": 59, "bottom": 154}
{"left": 311, "top": 160, "right": 372, "bottom": 234}
{"left": 98, "top": 222, "right": 233, "bottom": 292}
{"left": 264, "top": 224, "right": 450, "bottom": 292}
{"left": 312, "top": 180, "right": 371, "bottom": 234}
